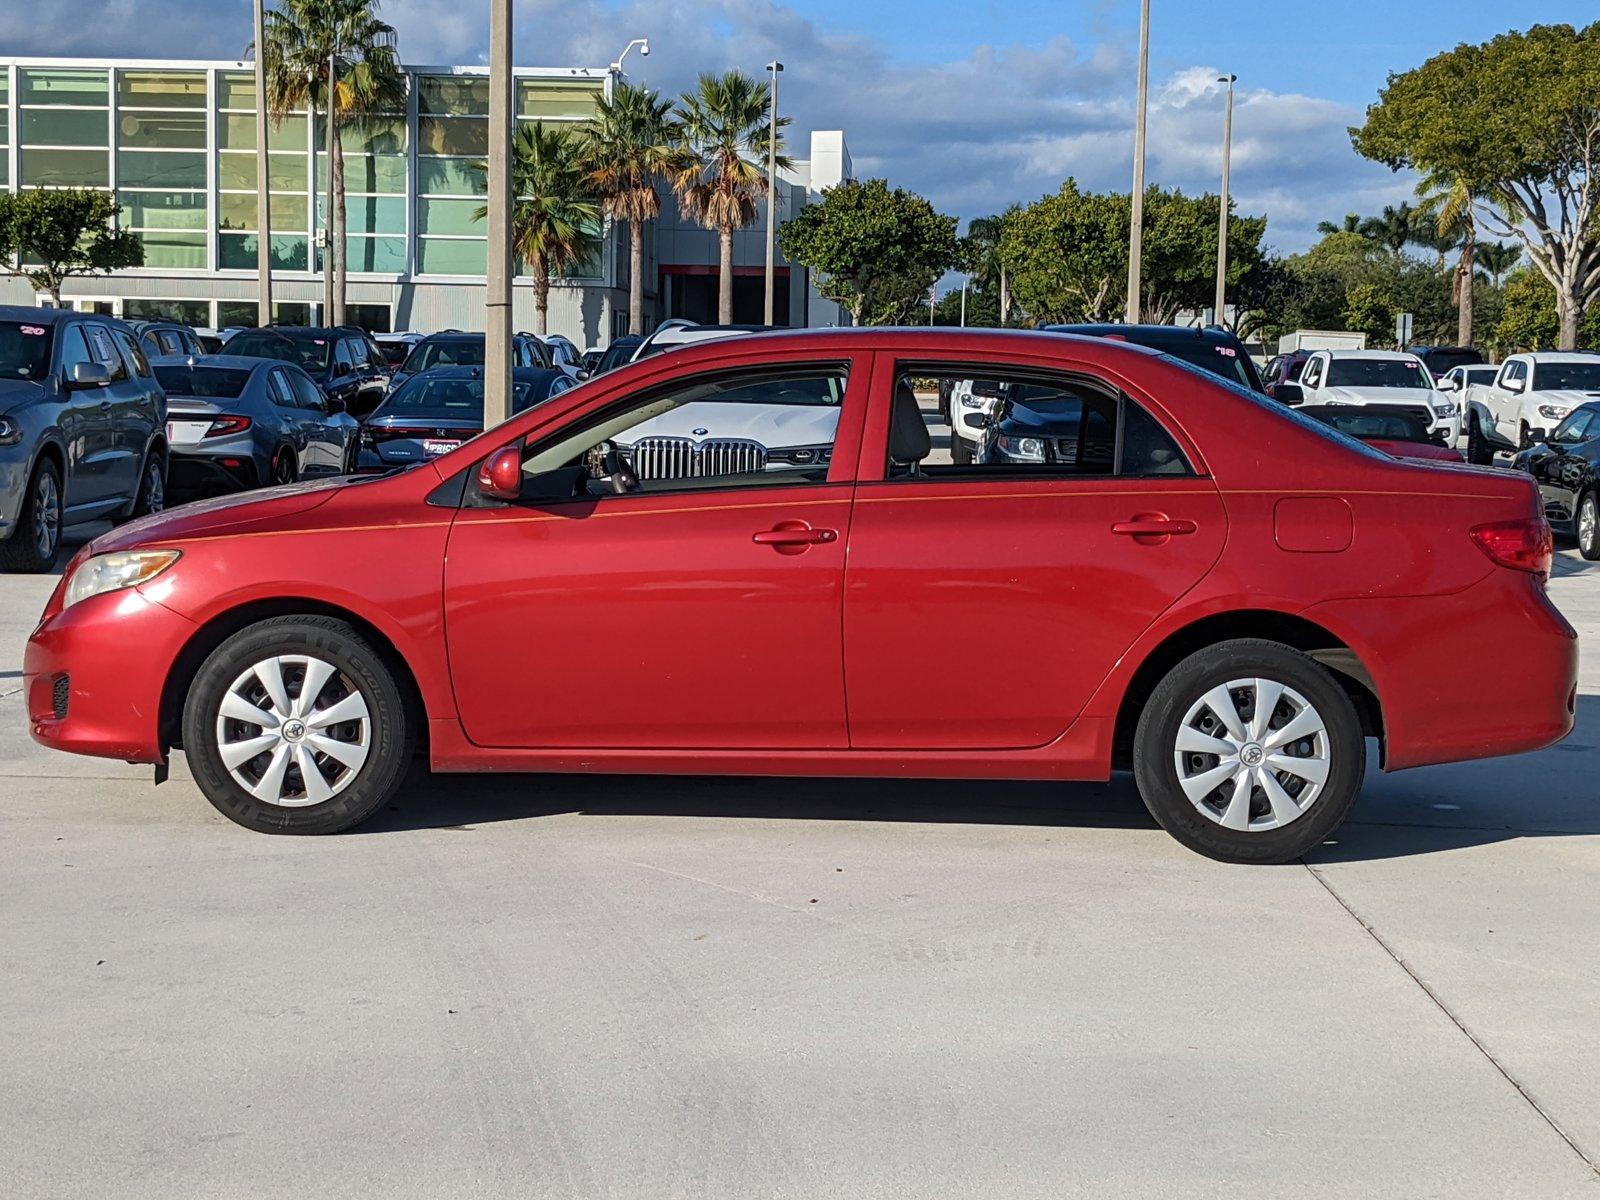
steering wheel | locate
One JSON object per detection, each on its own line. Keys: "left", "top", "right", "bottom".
{"left": 589, "top": 443, "right": 639, "bottom": 495}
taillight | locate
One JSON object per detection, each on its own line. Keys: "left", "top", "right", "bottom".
{"left": 1470, "top": 517, "right": 1552, "bottom": 577}
{"left": 204, "top": 415, "right": 252, "bottom": 437}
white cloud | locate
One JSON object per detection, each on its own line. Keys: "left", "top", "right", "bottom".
{"left": 0, "top": 0, "right": 1414, "bottom": 251}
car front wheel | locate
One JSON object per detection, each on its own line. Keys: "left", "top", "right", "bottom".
{"left": 1132, "top": 638, "right": 1365, "bottom": 863}
{"left": 1578, "top": 492, "right": 1600, "bottom": 561}
{"left": 182, "top": 616, "right": 413, "bottom": 833}
{"left": 0, "top": 458, "right": 63, "bottom": 573}
{"left": 1466, "top": 415, "right": 1494, "bottom": 466}
{"left": 130, "top": 450, "right": 166, "bottom": 519}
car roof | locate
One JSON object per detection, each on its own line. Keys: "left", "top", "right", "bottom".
{"left": 399, "top": 364, "right": 563, "bottom": 381}
{"left": 1042, "top": 323, "right": 1244, "bottom": 347}
{"left": 148, "top": 354, "right": 274, "bottom": 372}
{"left": 1517, "top": 351, "right": 1599, "bottom": 363}
{"left": 1320, "top": 349, "right": 1421, "bottom": 361}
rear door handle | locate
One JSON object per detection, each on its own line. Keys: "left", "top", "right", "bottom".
{"left": 753, "top": 521, "right": 837, "bottom": 550}
{"left": 1111, "top": 515, "right": 1197, "bottom": 537}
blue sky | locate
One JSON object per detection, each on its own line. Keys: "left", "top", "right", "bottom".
{"left": 1, "top": 1, "right": 1586, "bottom": 253}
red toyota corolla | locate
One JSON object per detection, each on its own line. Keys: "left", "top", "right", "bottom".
{"left": 23, "top": 330, "right": 1577, "bottom": 862}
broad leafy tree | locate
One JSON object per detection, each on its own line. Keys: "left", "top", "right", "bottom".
{"left": 260, "top": 0, "right": 406, "bottom": 326}
{"left": 1353, "top": 22, "right": 1600, "bottom": 349}
{"left": 582, "top": 83, "right": 685, "bottom": 335}
{"left": 673, "top": 71, "right": 788, "bottom": 324}
{"left": 778, "top": 178, "right": 959, "bottom": 326}
{"left": 477, "top": 123, "right": 600, "bottom": 335}
{"left": 0, "top": 189, "right": 143, "bottom": 305}
{"left": 1496, "top": 268, "right": 1600, "bottom": 351}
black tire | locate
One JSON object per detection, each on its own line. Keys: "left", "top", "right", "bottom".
{"left": 270, "top": 448, "right": 298, "bottom": 487}
{"left": 950, "top": 431, "right": 973, "bottom": 465}
{"left": 1466, "top": 415, "right": 1494, "bottom": 466}
{"left": 0, "top": 458, "right": 63, "bottom": 573}
{"left": 182, "top": 615, "right": 414, "bottom": 834}
{"left": 128, "top": 448, "right": 166, "bottom": 519}
{"left": 1518, "top": 421, "right": 1532, "bottom": 452}
{"left": 1578, "top": 491, "right": 1600, "bottom": 561}
{"left": 1132, "top": 638, "right": 1366, "bottom": 864}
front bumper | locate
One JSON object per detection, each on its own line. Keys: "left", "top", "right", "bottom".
{"left": 24, "top": 584, "right": 198, "bottom": 764}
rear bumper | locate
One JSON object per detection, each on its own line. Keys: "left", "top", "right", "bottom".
{"left": 23, "top": 588, "right": 197, "bottom": 764}
{"left": 168, "top": 442, "right": 263, "bottom": 495}
{"left": 1307, "top": 570, "right": 1577, "bottom": 770}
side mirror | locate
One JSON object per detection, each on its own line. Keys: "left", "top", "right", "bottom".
{"left": 334, "top": 360, "right": 352, "bottom": 378}
{"left": 575, "top": 369, "right": 592, "bottom": 382}
{"left": 1273, "top": 381, "right": 1305, "bottom": 406}
{"left": 1506, "top": 376, "right": 1525, "bottom": 393}
{"left": 476, "top": 445, "right": 524, "bottom": 502}
{"left": 1436, "top": 377, "right": 1458, "bottom": 393}
{"left": 67, "top": 361, "right": 111, "bottom": 390}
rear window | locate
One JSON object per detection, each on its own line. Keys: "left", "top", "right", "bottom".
{"left": 226, "top": 331, "right": 331, "bottom": 371}
{"left": 378, "top": 340, "right": 411, "bottom": 367}
{"left": 0, "top": 320, "right": 54, "bottom": 381}
{"left": 1422, "top": 348, "right": 1482, "bottom": 374}
{"left": 382, "top": 375, "right": 537, "bottom": 419}
{"left": 153, "top": 364, "right": 253, "bottom": 398}
{"left": 1160, "top": 341, "right": 1258, "bottom": 391}
{"left": 403, "top": 339, "right": 485, "bottom": 373}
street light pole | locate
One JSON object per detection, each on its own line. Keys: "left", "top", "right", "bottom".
{"left": 1124, "top": 0, "right": 1151, "bottom": 324}
{"left": 1214, "top": 73, "right": 1236, "bottom": 328}
{"left": 764, "top": 61, "right": 783, "bottom": 326}
{"left": 323, "top": 50, "right": 337, "bottom": 325}
{"left": 484, "top": 0, "right": 514, "bottom": 429}
{"left": 252, "top": 0, "right": 272, "bottom": 328}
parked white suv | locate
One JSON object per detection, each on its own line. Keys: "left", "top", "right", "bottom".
{"left": 1461, "top": 352, "right": 1600, "bottom": 464}
{"left": 1291, "top": 350, "right": 1459, "bottom": 443}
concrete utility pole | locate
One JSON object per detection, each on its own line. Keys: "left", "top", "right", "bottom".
{"left": 323, "top": 50, "right": 337, "bottom": 325}
{"left": 253, "top": 0, "right": 272, "bottom": 327}
{"left": 1214, "top": 73, "right": 1236, "bottom": 328}
{"left": 484, "top": 0, "right": 514, "bottom": 429}
{"left": 1124, "top": 0, "right": 1151, "bottom": 324}
{"left": 764, "top": 61, "right": 784, "bottom": 326}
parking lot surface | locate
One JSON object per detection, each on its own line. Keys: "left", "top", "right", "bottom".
{"left": 4, "top": 506, "right": 1600, "bottom": 1198}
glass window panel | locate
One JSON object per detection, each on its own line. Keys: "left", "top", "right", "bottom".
{"left": 218, "top": 151, "right": 308, "bottom": 192}
{"left": 417, "top": 116, "right": 487, "bottom": 157}
{"left": 124, "top": 298, "right": 211, "bottom": 324}
{"left": 216, "top": 73, "right": 255, "bottom": 110}
{"left": 417, "top": 156, "right": 484, "bottom": 196}
{"left": 0, "top": 161, "right": 8, "bottom": 188}
{"left": 219, "top": 233, "right": 309, "bottom": 272}
{"left": 219, "top": 300, "right": 311, "bottom": 328}
{"left": 319, "top": 195, "right": 405, "bottom": 234}
{"left": 345, "top": 304, "right": 392, "bottom": 334}
{"left": 314, "top": 116, "right": 406, "bottom": 155}
{"left": 21, "top": 107, "right": 108, "bottom": 147}
{"left": 118, "top": 150, "right": 206, "bottom": 189}
{"left": 317, "top": 153, "right": 406, "bottom": 195}
{"left": 344, "top": 236, "right": 407, "bottom": 273}
{"left": 118, "top": 190, "right": 207, "bottom": 230}
{"left": 518, "top": 83, "right": 602, "bottom": 120}
{"left": 218, "top": 113, "right": 309, "bottom": 151}
{"left": 218, "top": 191, "right": 308, "bottom": 232}
{"left": 419, "top": 75, "right": 489, "bottom": 116}
{"left": 117, "top": 71, "right": 207, "bottom": 110}
{"left": 135, "top": 231, "right": 208, "bottom": 270}
{"left": 417, "top": 238, "right": 486, "bottom": 275}
{"left": 116, "top": 111, "right": 206, "bottom": 150}
{"left": 20, "top": 69, "right": 109, "bottom": 106}
{"left": 418, "top": 197, "right": 483, "bottom": 235}
{"left": 20, "top": 147, "right": 109, "bottom": 188}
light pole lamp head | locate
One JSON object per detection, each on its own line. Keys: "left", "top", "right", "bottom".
{"left": 1218, "top": 73, "right": 1237, "bottom": 85}
{"left": 767, "top": 61, "right": 784, "bottom": 74}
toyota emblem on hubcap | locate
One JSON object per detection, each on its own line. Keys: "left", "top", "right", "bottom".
{"left": 282, "top": 719, "right": 307, "bottom": 743}
{"left": 1240, "top": 743, "right": 1264, "bottom": 766}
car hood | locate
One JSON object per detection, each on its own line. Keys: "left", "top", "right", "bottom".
{"left": 0, "top": 376, "right": 46, "bottom": 414}
{"left": 1364, "top": 438, "right": 1464, "bottom": 463}
{"left": 619, "top": 402, "right": 840, "bottom": 447}
{"left": 1319, "top": 387, "right": 1439, "bottom": 406}
{"left": 1527, "top": 389, "right": 1600, "bottom": 408}
{"left": 84, "top": 475, "right": 352, "bottom": 556}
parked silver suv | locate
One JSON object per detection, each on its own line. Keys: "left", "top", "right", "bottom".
{"left": 0, "top": 306, "right": 167, "bottom": 572}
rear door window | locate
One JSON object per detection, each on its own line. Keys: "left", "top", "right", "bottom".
{"left": 86, "top": 325, "right": 128, "bottom": 383}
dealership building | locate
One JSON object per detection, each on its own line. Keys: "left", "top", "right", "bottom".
{"left": 0, "top": 57, "right": 852, "bottom": 342}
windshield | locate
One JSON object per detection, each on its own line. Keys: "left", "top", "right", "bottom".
{"left": 153, "top": 364, "right": 252, "bottom": 398}
{"left": 1162, "top": 341, "right": 1259, "bottom": 391}
{"left": 598, "top": 338, "right": 641, "bottom": 373}
{"left": 1532, "top": 361, "right": 1600, "bottom": 391}
{"left": 402, "top": 339, "right": 485, "bottom": 373}
{"left": 1324, "top": 358, "right": 1433, "bottom": 389}
{"left": 226, "top": 331, "right": 331, "bottom": 371}
{"left": 381, "top": 375, "right": 538, "bottom": 419}
{"left": 0, "top": 320, "right": 54, "bottom": 382}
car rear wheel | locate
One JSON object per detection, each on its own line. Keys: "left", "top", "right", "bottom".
{"left": 182, "top": 616, "right": 413, "bottom": 834}
{"left": 1132, "top": 639, "right": 1365, "bottom": 863}
{"left": 1466, "top": 415, "right": 1494, "bottom": 466}
{"left": 129, "top": 450, "right": 166, "bottom": 519}
{"left": 0, "top": 459, "right": 63, "bottom": 573}
{"left": 1578, "top": 492, "right": 1600, "bottom": 561}
{"left": 1518, "top": 420, "right": 1532, "bottom": 452}
{"left": 271, "top": 449, "right": 297, "bottom": 487}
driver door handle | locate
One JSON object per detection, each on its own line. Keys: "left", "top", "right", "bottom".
{"left": 1111, "top": 516, "right": 1197, "bottom": 537}
{"left": 753, "top": 522, "right": 837, "bottom": 547}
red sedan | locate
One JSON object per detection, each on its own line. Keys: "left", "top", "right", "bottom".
{"left": 23, "top": 330, "right": 1576, "bottom": 862}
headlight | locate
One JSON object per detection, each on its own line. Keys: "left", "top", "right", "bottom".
{"left": 0, "top": 416, "right": 21, "bottom": 446}
{"left": 1538, "top": 404, "right": 1568, "bottom": 421}
{"left": 996, "top": 435, "right": 1046, "bottom": 463}
{"left": 63, "top": 550, "right": 181, "bottom": 610}
{"left": 1433, "top": 402, "right": 1456, "bottom": 417}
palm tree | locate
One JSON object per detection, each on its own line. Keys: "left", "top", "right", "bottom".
{"left": 1316, "top": 212, "right": 1363, "bottom": 237}
{"left": 260, "top": 0, "right": 405, "bottom": 327}
{"left": 1414, "top": 169, "right": 1478, "bottom": 345}
{"left": 963, "top": 210, "right": 1015, "bottom": 325}
{"left": 1477, "top": 241, "right": 1522, "bottom": 289}
{"left": 1359, "top": 203, "right": 1415, "bottom": 255}
{"left": 476, "top": 123, "right": 600, "bottom": 335}
{"left": 581, "top": 83, "right": 684, "bottom": 336}
{"left": 672, "top": 71, "right": 789, "bottom": 324}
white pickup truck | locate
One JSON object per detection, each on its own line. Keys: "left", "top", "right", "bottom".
{"left": 1460, "top": 352, "right": 1600, "bottom": 464}
{"left": 1286, "top": 349, "right": 1459, "bottom": 443}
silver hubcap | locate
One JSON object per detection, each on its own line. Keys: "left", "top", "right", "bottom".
{"left": 1174, "top": 677, "right": 1330, "bottom": 832}
{"left": 1581, "top": 499, "right": 1596, "bottom": 548}
{"left": 215, "top": 654, "right": 371, "bottom": 807}
{"left": 33, "top": 473, "right": 59, "bottom": 557}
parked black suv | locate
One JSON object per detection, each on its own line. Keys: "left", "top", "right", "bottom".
{"left": 1408, "top": 345, "right": 1485, "bottom": 381}
{"left": 1042, "top": 323, "right": 1266, "bottom": 393}
{"left": 0, "top": 306, "right": 167, "bottom": 571}
{"left": 128, "top": 320, "right": 204, "bottom": 360}
{"left": 223, "top": 325, "right": 390, "bottom": 417}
